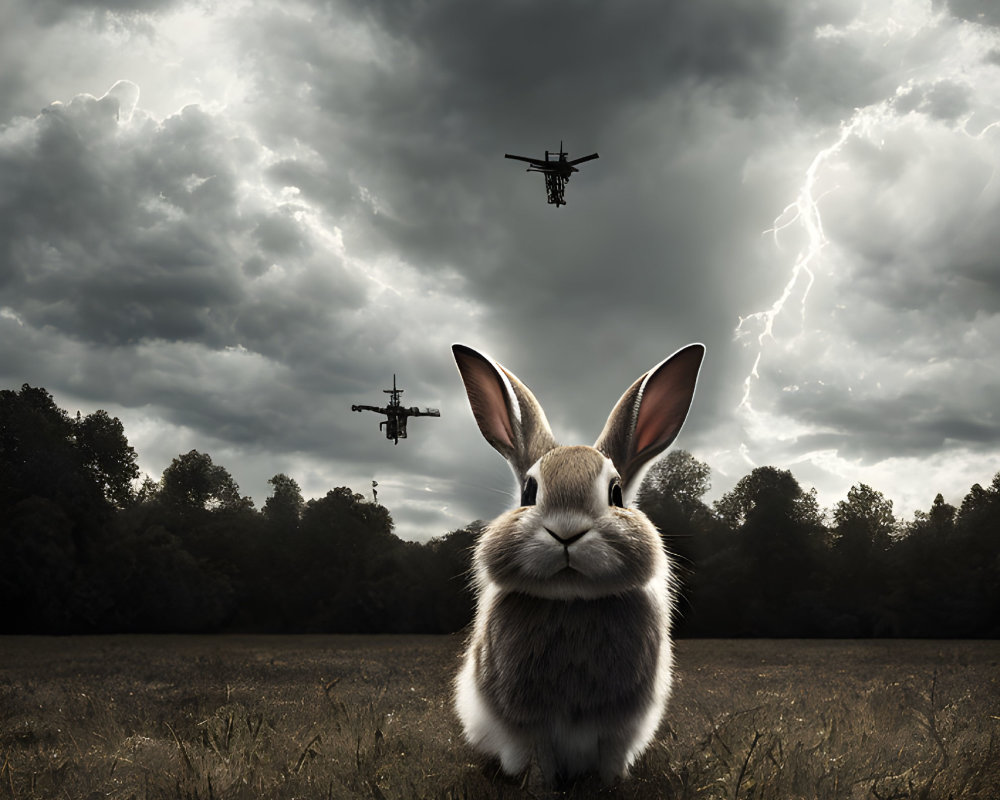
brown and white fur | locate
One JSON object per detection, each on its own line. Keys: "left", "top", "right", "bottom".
{"left": 451, "top": 343, "right": 705, "bottom": 785}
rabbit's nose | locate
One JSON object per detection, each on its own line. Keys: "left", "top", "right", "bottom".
{"left": 545, "top": 527, "right": 589, "bottom": 546}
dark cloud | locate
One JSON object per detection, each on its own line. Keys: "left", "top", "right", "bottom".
{"left": 0, "top": 93, "right": 379, "bottom": 358}
{"left": 353, "top": 0, "right": 791, "bottom": 115}
{"left": 226, "top": 0, "right": 811, "bottom": 457}
{"left": 1, "top": 101, "right": 245, "bottom": 346}
{"left": 236, "top": 0, "right": 795, "bottom": 250}
{"left": 937, "top": 0, "right": 1000, "bottom": 27}
{"left": 895, "top": 80, "right": 974, "bottom": 121}
{"left": 2, "top": 0, "right": 1000, "bottom": 535}
{"left": 0, "top": 71, "right": 498, "bottom": 535}
{"left": 21, "top": 0, "right": 179, "bottom": 26}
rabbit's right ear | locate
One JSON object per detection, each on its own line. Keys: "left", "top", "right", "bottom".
{"left": 452, "top": 344, "right": 557, "bottom": 480}
{"left": 595, "top": 343, "right": 705, "bottom": 496}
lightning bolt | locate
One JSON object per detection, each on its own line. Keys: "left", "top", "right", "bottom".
{"left": 736, "top": 120, "right": 843, "bottom": 412}
{"left": 720, "top": 1, "right": 1000, "bottom": 510}
{"left": 734, "top": 92, "right": 902, "bottom": 418}
{"left": 736, "top": 1, "right": 1000, "bottom": 433}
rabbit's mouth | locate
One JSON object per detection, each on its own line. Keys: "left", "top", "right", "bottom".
{"left": 548, "top": 564, "right": 601, "bottom": 589}
{"left": 545, "top": 542, "right": 615, "bottom": 582}
{"left": 523, "top": 565, "right": 629, "bottom": 601}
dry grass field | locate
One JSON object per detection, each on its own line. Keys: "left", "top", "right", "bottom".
{"left": 1, "top": 636, "right": 997, "bottom": 799}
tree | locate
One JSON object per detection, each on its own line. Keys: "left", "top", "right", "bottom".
{"left": 0, "top": 387, "right": 146, "bottom": 631}
{"left": 0, "top": 384, "right": 113, "bottom": 589}
{"left": 75, "top": 409, "right": 140, "bottom": 508}
{"left": 711, "top": 466, "right": 827, "bottom": 635}
{"left": 829, "top": 484, "right": 897, "bottom": 636}
{"left": 0, "top": 497, "right": 78, "bottom": 632}
{"left": 6, "top": 376, "right": 999, "bottom": 637}
{"left": 955, "top": 476, "right": 999, "bottom": 534}
{"left": 714, "top": 466, "right": 823, "bottom": 532}
{"left": 894, "top": 493, "right": 966, "bottom": 636}
{"left": 418, "top": 522, "right": 482, "bottom": 631}
{"left": 933, "top": 478, "right": 1000, "bottom": 636}
{"left": 636, "top": 450, "right": 712, "bottom": 533}
{"left": 1, "top": 384, "right": 94, "bottom": 511}
{"left": 263, "top": 473, "right": 304, "bottom": 531}
{"left": 290, "top": 487, "right": 400, "bottom": 631}
{"left": 832, "top": 483, "right": 896, "bottom": 557}
{"left": 909, "top": 493, "right": 957, "bottom": 539}
{"left": 634, "top": 451, "right": 718, "bottom": 635}
{"left": 159, "top": 450, "right": 250, "bottom": 512}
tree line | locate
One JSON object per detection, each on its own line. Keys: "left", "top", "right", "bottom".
{"left": 2, "top": 384, "right": 997, "bottom": 637}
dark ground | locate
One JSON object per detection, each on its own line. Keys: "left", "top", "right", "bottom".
{"left": 1, "top": 636, "right": 998, "bottom": 799}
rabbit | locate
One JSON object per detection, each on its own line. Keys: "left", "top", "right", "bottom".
{"left": 451, "top": 342, "right": 705, "bottom": 786}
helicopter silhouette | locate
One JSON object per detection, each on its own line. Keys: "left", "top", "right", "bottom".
{"left": 351, "top": 375, "right": 440, "bottom": 444}
{"left": 504, "top": 141, "right": 599, "bottom": 207}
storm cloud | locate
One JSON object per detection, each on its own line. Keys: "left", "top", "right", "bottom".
{"left": 2, "top": 0, "right": 999, "bottom": 538}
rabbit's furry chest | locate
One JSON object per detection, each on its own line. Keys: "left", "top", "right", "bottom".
{"left": 474, "top": 587, "right": 664, "bottom": 725}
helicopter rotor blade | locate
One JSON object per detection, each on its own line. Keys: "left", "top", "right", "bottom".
{"left": 505, "top": 154, "right": 548, "bottom": 167}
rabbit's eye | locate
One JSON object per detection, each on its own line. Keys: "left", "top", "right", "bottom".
{"left": 521, "top": 476, "right": 538, "bottom": 506}
{"left": 609, "top": 478, "right": 624, "bottom": 508}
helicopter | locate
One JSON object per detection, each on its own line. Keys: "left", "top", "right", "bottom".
{"left": 351, "top": 375, "right": 440, "bottom": 444}
{"left": 504, "top": 141, "right": 599, "bottom": 207}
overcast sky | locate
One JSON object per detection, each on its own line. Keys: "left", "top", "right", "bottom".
{"left": 2, "top": 0, "right": 999, "bottom": 540}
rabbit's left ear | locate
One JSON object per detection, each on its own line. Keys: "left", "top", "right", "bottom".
{"left": 453, "top": 344, "right": 558, "bottom": 482}
{"left": 595, "top": 344, "right": 705, "bottom": 494}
